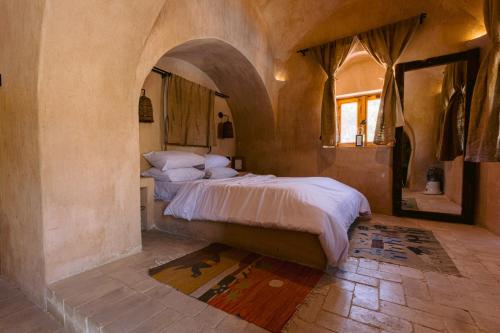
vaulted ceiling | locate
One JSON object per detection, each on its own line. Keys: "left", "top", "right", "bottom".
{"left": 251, "top": 0, "right": 484, "bottom": 61}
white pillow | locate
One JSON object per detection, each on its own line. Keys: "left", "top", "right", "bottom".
{"left": 206, "top": 167, "right": 239, "bottom": 179}
{"left": 141, "top": 167, "right": 205, "bottom": 182}
{"left": 205, "top": 154, "right": 231, "bottom": 169}
{"left": 143, "top": 151, "right": 205, "bottom": 171}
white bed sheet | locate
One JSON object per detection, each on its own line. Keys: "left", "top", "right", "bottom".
{"left": 154, "top": 180, "right": 194, "bottom": 201}
{"left": 164, "top": 174, "right": 371, "bottom": 266}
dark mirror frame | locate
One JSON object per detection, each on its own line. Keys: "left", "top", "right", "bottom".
{"left": 393, "top": 48, "right": 480, "bottom": 224}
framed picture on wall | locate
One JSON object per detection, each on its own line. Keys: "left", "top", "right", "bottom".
{"left": 231, "top": 156, "right": 246, "bottom": 171}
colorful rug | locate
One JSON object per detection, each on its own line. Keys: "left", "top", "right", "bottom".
{"left": 149, "top": 243, "right": 323, "bottom": 333}
{"left": 349, "top": 222, "right": 460, "bottom": 275}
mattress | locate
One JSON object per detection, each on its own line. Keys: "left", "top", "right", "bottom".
{"left": 164, "top": 174, "right": 371, "bottom": 266}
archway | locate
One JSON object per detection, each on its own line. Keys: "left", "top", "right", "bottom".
{"left": 139, "top": 38, "right": 276, "bottom": 171}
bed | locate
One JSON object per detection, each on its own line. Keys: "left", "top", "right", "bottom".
{"left": 152, "top": 174, "right": 370, "bottom": 269}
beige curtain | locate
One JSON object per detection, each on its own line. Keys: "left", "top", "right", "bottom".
{"left": 311, "top": 37, "right": 354, "bottom": 147}
{"left": 166, "top": 74, "right": 216, "bottom": 147}
{"left": 466, "top": 0, "right": 500, "bottom": 162}
{"left": 437, "top": 62, "right": 467, "bottom": 161}
{"left": 358, "top": 17, "right": 420, "bottom": 145}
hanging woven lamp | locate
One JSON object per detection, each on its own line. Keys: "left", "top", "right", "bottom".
{"left": 139, "top": 89, "right": 154, "bottom": 122}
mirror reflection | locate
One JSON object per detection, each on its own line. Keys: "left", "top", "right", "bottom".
{"left": 400, "top": 61, "right": 467, "bottom": 215}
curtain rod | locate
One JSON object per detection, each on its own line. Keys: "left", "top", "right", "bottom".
{"left": 297, "top": 13, "right": 427, "bottom": 56}
{"left": 151, "top": 66, "right": 229, "bottom": 99}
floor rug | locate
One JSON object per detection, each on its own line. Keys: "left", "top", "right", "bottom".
{"left": 349, "top": 222, "right": 460, "bottom": 275}
{"left": 401, "top": 197, "right": 419, "bottom": 210}
{"left": 149, "top": 243, "right": 323, "bottom": 333}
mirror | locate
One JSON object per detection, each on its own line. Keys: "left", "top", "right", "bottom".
{"left": 394, "top": 49, "right": 479, "bottom": 224}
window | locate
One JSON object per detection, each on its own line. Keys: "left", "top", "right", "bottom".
{"left": 337, "top": 94, "right": 381, "bottom": 145}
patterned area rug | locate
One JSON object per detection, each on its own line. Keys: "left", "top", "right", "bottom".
{"left": 349, "top": 222, "right": 460, "bottom": 275}
{"left": 149, "top": 243, "right": 323, "bottom": 333}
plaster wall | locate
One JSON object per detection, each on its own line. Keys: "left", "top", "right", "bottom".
{"left": 476, "top": 164, "right": 500, "bottom": 235}
{"left": 444, "top": 157, "right": 463, "bottom": 205}
{"left": 139, "top": 57, "right": 236, "bottom": 172}
{"left": 0, "top": 0, "right": 47, "bottom": 305}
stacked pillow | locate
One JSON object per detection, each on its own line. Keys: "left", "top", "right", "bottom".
{"left": 204, "top": 154, "right": 238, "bottom": 179}
{"left": 142, "top": 151, "right": 205, "bottom": 182}
{"left": 142, "top": 151, "right": 239, "bottom": 181}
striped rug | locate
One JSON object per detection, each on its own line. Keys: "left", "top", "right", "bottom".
{"left": 149, "top": 243, "right": 323, "bottom": 332}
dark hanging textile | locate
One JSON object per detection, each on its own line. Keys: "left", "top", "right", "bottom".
{"left": 166, "top": 74, "right": 216, "bottom": 147}
{"left": 437, "top": 62, "right": 467, "bottom": 161}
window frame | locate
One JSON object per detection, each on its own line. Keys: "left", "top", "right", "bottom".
{"left": 336, "top": 93, "right": 381, "bottom": 147}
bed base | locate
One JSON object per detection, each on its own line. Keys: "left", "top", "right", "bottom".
{"left": 153, "top": 200, "right": 327, "bottom": 270}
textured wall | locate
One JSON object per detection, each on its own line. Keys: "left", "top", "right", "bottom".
{"left": 476, "top": 164, "right": 500, "bottom": 235}
{"left": 0, "top": 0, "right": 47, "bottom": 306}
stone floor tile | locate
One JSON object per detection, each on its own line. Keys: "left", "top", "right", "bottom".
{"left": 86, "top": 293, "right": 151, "bottom": 331}
{"left": 380, "top": 301, "right": 445, "bottom": 331}
{"left": 322, "top": 285, "right": 352, "bottom": 317}
{"left": 283, "top": 317, "right": 332, "bottom": 333}
{"left": 444, "top": 318, "right": 481, "bottom": 333}
{"left": 215, "top": 314, "right": 249, "bottom": 333}
{"left": 101, "top": 298, "right": 166, "bottom": 333}
{"left": 296, "top": 292, "right": 325, "bottom": 322}
{"left": 129, "top": 307, "right": 183, "bottom": 333}
{"left": 335, "top": 270, "right": 379, "bottom": 287}
{"left": 357, "top": 267, "right": 402, "bottom": 283}
{"left": 402, "top": 277, "right": 431, "bottom": 300}
{"left": 413, "top": 324, "right": 443, "bottom": 333}
{"left": 316, "top": 310, "right": 380, "bottom": 333}
{"left": 244, "top": 323, "right": 271, "bottom": 333}
{"left": 193, "top": 305, "right": 228, "bottom": 329}
{"left": 398, "top": 267, "right": 424, "bottom": 279}
{"left": 406, "top": 296, "right": 474, "bottom": 324}
{"left": 378, "top": 263, "right": 401, "bottom": 275}
{"left": 353, "top": 283, "right": 379, "bottom": 311}
{"left": 349, "top": 305, "right": 412, "bottom": 333}
{"left": 359, "top": 259, "right": 380, "bottom": 271}
{"left": 155, "top": 289, "right": 207, "bottom": 316}
{"left": 379, "top": 281, "right": 405, "bottom": 305}
{"left": 0, "top": 295, "right": 33, "bottom": 319}
{"left": 470, "top": 311, "right": 500, "bottom": 333}
{"left": 162, "top": 315, "right": 206, "bottom": 333}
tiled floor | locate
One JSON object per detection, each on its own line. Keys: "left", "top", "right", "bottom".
{"left": 402, "top": 190, "right": 462, "bottom": 215}
{"left": 0, "top": 277, "right": 63, "bottom": 332}
{"left": 40, "top": 214, "right": 500, "bottom": 332}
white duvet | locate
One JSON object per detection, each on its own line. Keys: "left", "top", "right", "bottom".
{"left": 164, "top": 174, "right": 371, "bottom": 266}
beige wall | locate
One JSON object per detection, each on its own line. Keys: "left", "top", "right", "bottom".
{"left": 0, "top": 0, "right": 47, "bottom": 306}
{"left": 139, "top": 57, "right": 236, "bottom": 171}
{"left": 476, "top": 164, "right": 500, "bottom": 235}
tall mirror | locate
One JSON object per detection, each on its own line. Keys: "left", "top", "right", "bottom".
{"left": 394, "top": 49, "right": 479, "bottom": 224}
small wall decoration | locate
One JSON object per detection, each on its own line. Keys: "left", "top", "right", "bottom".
{"left": 356, "top": 120, "right": 366, "bottom": 147}
{"left": 232, "top": 156, "right": 245, "bottom": 171}
{"left": 139, "top": 89, "right": 154, "bottom": 123}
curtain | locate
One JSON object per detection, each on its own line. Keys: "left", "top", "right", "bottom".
{"left": 466, "top": 0, "right": 500, "bottom": 162}
{"left": 437, "top": 62, "right": 467, "bottom": 161}
{"left": 311, "top": 37, "right": 354, "bottom": 147}
{"left": 166, "top": 74, "right": 216, "bottom": 147}
{"left": 161, "top": 74, "right": 169, "bottom": 150}
{"left": 358, "top": 16, "right": 420, "bottom": 145}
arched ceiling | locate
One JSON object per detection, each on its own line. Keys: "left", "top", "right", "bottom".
{"left": 252, "top": 0, "right": 484, "bottom": 61}
{"left": 164, "top": 38, "right": 275, "bottom": 142}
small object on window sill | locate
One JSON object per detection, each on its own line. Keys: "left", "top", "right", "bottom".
{"left": 355, "top": 134, "right": 364, "bottom": 147}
